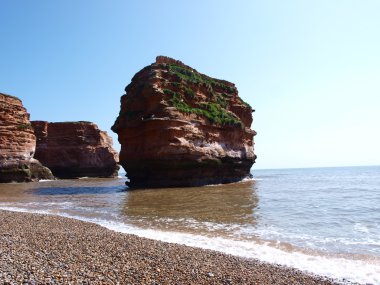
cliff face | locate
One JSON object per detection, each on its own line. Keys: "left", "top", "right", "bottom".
{"left": 0, "top": 93, "right": 53, "bottom": 182}
{"left": 112, "top": 56, "right": 256, "bottom": 188}
{"left": 32, "top": 121, "right": 119, "bottom": 178}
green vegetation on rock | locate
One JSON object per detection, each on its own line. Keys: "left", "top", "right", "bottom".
{"left": 17, "top": 123, "right": 32, "bottom": 130}
{"left": 166, "top": 63, "right": 251, "bottom": 110}
{"left": 184, "top": 86, "right": 195, "bottom": 99}
{"left": 164, "top": 89, "right": 192, "bottom": 113}
{"left": 163, "top": 89, "right": 242, "bottom": 127}
{"left": 215, "top": 93, "right": 228, "bottom": 109}
{"left": 241, "top": 100, "right": 252, "bottom": 110}
{"left": 167, "top": 64, "right": 237, "bottom": 94}
{"left": 168, "top": 81, "right": 181, "bottom": 88}
{"left": 198, "top": 102, "right": 242, "bottom": 126}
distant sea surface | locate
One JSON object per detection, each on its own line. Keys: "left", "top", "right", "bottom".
{"left": 0, "top": 166, "right": 379, "bottom": 284}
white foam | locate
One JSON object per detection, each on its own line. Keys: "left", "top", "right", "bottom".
{"left": 242, "top": 177, "right": 255, "bottom": 182}
{"left": 253, "top": 225, "right": 380, "bottom": 249}
{"left": 0, "top": 206, "right": 52, "bottom": 215}
{"left": 100, "top": 221, "right": 380, "bottom": 284}
{"left": 0, "top": 206, "right": 379, "bottom": 284}
{"left": 354, "top": 223, "right": 370, "bottom": 234}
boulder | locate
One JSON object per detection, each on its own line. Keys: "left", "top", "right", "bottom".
{"left": 112, "top": 56, "right": 256, "bottom": 188}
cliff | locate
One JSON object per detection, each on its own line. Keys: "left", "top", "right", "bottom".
{"left": 32, "top": 121, "right": 119, "bottom": 178}
{"left": 0, "top": 93, "right": 53, "bottom": 182}
{"left": 112, "top": 56, "right": 256, "bottom": 188}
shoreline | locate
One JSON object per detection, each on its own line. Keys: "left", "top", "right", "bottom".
{"left": 0, "top": 210, "right": 341, "bottom": 284}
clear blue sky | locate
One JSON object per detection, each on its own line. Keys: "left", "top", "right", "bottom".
{"left": 1, "top": 0, "right": 379, "bottom": 169}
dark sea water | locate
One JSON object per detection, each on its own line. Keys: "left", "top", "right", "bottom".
{"left": 0, "top": 166, "right": 379, "bottom": 284}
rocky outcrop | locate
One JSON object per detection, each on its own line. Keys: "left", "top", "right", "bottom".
{"left": 112, "top": 56, "right": 256, "bottom": 188}
{"left": 0, "top": 93, "right": 54, "bottom": 182}
{"left": 32, "top": 121, "right": 119, "bottom": 178}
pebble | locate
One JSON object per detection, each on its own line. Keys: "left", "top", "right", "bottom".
{"left": 0, "top": 210, "right": 339, "bottom": 285}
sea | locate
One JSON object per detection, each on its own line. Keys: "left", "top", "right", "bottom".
{"left": 0, "top": 166, "right": 379, "bottom": 284}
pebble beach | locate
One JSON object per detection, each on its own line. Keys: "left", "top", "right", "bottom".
{"left": 0, "top": 210, "right": 339, "bottom": 285}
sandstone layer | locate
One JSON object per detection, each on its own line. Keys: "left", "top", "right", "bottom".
{"left": 112, "top": 56, "right": 256, "bottom": 188}
{"left": 32, "top": 121, "right": 119, "bottom": 178}
{"left": 0, "top": 93, "right": 53, "bottom": 182}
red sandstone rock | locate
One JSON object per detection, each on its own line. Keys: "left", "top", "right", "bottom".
{"left": 32, "top": 121, "right": 119, "bottom": 178}
{"left": 0, "top": 93, "right": 53, "bottom": 182}
{"left": 112, "top": 56, "right": 256, "bottom": 188}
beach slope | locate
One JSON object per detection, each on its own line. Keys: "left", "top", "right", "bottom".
{"left": 0, "top": 210, "right": 337, "bottom": 284}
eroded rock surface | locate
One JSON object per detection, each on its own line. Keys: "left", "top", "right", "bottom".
{"left": 112, "top": 56, "right": 256, "bottom": 188}
{"left": 0, "top": 93, "right": 53, "bottom": 182}
{"left": 32, "top": 121, "right": 119, "bottom": 178}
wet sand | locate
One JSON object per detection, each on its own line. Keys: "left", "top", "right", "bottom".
{"left": 0, "top": 210, "right": 339, "bottom": 284}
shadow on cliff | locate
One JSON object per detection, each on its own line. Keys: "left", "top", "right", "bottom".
{"left": 32, "top": 186, "right": 128, "bottom": 196}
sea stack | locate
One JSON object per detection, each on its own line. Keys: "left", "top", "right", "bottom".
{"left": 32, "top": 121, "right": 119, "bottom": 178}
{"left": 0, "top": 93, "right": 54, "bottom": 182}
{"left": 112, "top": 56, "right": 256, "bottom": 188}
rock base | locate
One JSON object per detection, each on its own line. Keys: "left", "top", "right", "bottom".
{"left": 0, "top": 159, "right": 54, "bottom": 183}
{"left": 124, "top": 158, "right": 253, "bottom": 188}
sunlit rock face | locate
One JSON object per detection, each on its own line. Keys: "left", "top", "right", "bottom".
{"left": 112, "top": 56, "right": 256, "bottom": 188}
{"left": 32, "top": 121, "right": 119, "bottom": 178}
{"left": 0, "top": 93, "right": 53, "bottom": 182}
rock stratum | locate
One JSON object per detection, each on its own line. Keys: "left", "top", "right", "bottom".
{"left": 32, "top": 121, "right": 119, "bottom": 178}
{"left": 0, "top": 93, "right": 53, "bottom": 182}
{"left": 112, "top": 56, "right": 256, "bottom": 188}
